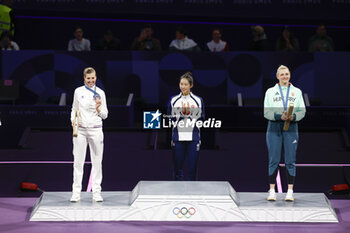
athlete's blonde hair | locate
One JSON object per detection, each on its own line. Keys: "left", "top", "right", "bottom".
{"left": 276, "top": 65, "right": 290, "bottom": 77}
{"left": 83, "top": 67, "right": 96, "bottom": 77}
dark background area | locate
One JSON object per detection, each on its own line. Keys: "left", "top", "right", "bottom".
{"left": 9, "top": 1, "right": 350, "bottom": 51}
{"left": 12, "top": 17, "right": 350, "bottom": 52}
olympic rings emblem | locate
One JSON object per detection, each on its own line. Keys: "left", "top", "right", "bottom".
{"left": 172, "top": 207, "right": 196, "bottom": 219}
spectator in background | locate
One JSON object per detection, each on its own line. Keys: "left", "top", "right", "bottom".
{"left": 68, "top": 26, "right": 91, "bottom": 51}
{"left": 169, "top": 27, "right": 200, "bottom": 52}
{"left": 308, "top": 24, "right": 334, "bottom": 52}
{"left": 96, "top": 29, "right": 122, "bottom": 51}
{"left": 206, "top": 29, "right": 229, "bottom": 52}
{"left": 276, "top": 26, "right": 300, "bottom": 51}
{"left": 249, "top": 25, "right": 269, "bottom": 51}
{"left": 0, "top": 30, "right": 19, "bottom": 50}
{"left": 0, "top": 0, "right": 15, "bottom": 37}
{"left": 131, "top": 24, "right": 162, "bottom": 51}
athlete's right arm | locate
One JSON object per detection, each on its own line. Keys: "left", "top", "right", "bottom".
{"left": 264, "top": 90, "right": 275, "bottom": 121}
{"left": 71, "top": 89, "right": 78, "bottom": 126}
{"left": 167, "top": 98, "right": 176, "bottom": 123}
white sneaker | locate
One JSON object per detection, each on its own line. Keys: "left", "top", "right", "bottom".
{"left": 93, "top": 192, "right": 103, "bottom": 202}
{"left": 70, "top": 192, "right": 81, "bottom": 202}
{"left": 285, "top": 189, "right": 294, "bottom": 202}
{"left": 267, "top": 189, "right": 276, "bottom": 201}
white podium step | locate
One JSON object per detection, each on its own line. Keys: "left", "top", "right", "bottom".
{"left": 30, "top": 181, "right": 338, "bottom": 222}
{"left": 239, "top": 192, "right": 338, "bottom": 222}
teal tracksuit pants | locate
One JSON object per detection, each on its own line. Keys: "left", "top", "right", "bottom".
{"left": 266, "top": 120, "right": 298, "bottom": 184}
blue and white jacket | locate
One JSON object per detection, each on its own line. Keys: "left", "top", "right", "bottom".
{"left": 167, "top": 92, "right": 205, "bottom": 142}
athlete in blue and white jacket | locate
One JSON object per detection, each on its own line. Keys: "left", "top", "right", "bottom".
{"left": 167, "top": 72, "right": 205, "bottom": 180}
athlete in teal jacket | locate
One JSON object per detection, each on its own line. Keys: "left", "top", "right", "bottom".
{"left": 264, "top": 65, "right": 306, "bottom": 201}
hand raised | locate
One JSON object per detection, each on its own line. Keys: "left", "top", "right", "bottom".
{"left": 95, "top": 98, "right": 102, "bottom": 113}
{"left": 181, "top": 101, "right": 191, "bottom": 115}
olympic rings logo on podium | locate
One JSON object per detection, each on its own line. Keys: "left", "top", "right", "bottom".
{"left": 172, "top": 207, "right": 196, "bottom": 219}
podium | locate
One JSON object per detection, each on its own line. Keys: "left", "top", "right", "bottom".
{"left": 30, "top": 181, "right": 338, "bottom": 222}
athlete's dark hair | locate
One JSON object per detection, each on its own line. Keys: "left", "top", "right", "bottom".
{"left": 180, "top": 72, "right": 193, "bottom": 85}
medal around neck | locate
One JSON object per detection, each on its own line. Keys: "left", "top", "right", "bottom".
{"left": 93, "top": 94, "right": 101, "bottom": 101}
{"left": 85, "top": 84, "right": 100, "bottom": 100}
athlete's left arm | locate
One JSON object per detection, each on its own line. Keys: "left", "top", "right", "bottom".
{"left": 167, "top": 99, "right": 175, "bottom": 123}
{"left": 197, "top": 97, "right": 205, "bottom": 122}
{"left": 293, "top": 89, "right": 306, "bottom": 121}
{"left": 98, "top": 91, "right": 108, "bottom": 120}
{"left": 201, "top": 98, "right": 205, "bottom": 121}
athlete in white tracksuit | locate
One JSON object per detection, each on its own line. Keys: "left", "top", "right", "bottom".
{"left": 70, "top": 67, "right": 108, "bottom": 202}
{"left": 264, "top": 65, "right": 306, "bottom": 201}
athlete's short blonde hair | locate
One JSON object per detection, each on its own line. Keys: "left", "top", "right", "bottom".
{"left": 83, "top": 67, "right": 96, "bottom": 77}
{"left": 276, "top": 65, "right": 290, "bottom": 77}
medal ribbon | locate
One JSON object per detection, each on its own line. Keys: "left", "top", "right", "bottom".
{"left": 278, "top": 83, "right": 290, "bottom": 111}
{"left": 84, "top": 85, "right": 100, "bottom": 99}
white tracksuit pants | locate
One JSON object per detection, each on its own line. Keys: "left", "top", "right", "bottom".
{"left": 72, "top": 127, "right": 104, "bottom": 194}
